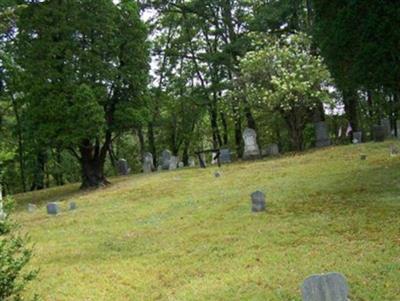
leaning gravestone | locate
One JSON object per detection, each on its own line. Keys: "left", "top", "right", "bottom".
{"left": 251, "top": 191, "right": 266, "bottom": 212}
{"left": 220, "top": 148, "right": 231, "bottom": 164}
{"left": 373, "top": 125, "right": 385, "bottom": 142}
{"left": 315, "top": 121, "right": 331, "bottom": 148}
{"left": 169, "top": 156, "right": 178, "bottom": 170}
{"left": 161, "top": 150, "right": 171, "bottom": 170}
{"left": 381, "top": 118, "right": 391, "bottom": 137}
{"left": 243, "top": 128, "right": 260, "bottom": 160}
{"left": 142, "top": 152, "right": 154, "bottom": 173}
{"left": 117, "top": 159, "right": 130, "bottom": 175}
{"left": 352, "top": 131, "right": 362, "bottom": 144}
{"left": 47, "top": 202, "right": 60, "bottom": 215}
{"left": 301, "top": 272, "right": 349, "bottom": 301}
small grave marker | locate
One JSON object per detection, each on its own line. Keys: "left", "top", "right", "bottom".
{"left": 301, "top": 272, "right": 349, "bottom": 301}
{"left": 251, "top": 191, "right": 266, "bottom": 212}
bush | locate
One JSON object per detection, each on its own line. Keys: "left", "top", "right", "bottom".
{"left": 0, "top": 197, "right": 38, "bottom": 301}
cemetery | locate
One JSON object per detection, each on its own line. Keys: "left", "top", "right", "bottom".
{"left": 0, "top": 1, "right": 399, "bottom": 300}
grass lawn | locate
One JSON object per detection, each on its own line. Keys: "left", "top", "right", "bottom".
{"left": 14, "top": 142, "right": 400, "bottom": 300}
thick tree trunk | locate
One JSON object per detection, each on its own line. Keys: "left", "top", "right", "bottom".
{"left": 147, "top": 121, "right": 157, "bottom": 167}
{"left": 30, "top": 149, "right": 46, "bottom": 191}
{"left": 342, "top": 88, "right": 359, "bottom": 132}
{"left": 136, "top": 127, "right": 145, "bottom": 159}
{"left": 79, "top": 137, "right": 110, "bottom": 189}
{"left": 220, "top": 112, "right": 228, "bottom": 146}
{"left": 209, "top": 103, "right": 222, "bottom": 149}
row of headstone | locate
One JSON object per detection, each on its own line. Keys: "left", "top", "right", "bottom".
{"left": 46, "top": 202, "right": 76, "bottom": 215}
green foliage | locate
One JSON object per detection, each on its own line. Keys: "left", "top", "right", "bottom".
{"left": 0, "top": 197, "right": 38, "bottom": 301}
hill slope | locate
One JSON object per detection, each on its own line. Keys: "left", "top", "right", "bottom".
{"left": 15, "top": 142, "right": 400, "bottom": 300}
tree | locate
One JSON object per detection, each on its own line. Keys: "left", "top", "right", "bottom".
{"left": 15, "top": 0, "right": 149, "bottom": 188}
{"left": 241, "top": 32, "right": 332, "bottom": 150}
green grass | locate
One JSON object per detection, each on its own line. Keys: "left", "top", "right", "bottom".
{"left": 14, "top": 142, "right": 400, "bottom": 301}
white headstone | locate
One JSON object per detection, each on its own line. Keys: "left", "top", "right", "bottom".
{"left": 169, "top": 156, "right": 178, "bottom": 170}
{"left": 142, "top": 152, "right": 154, "bottom": 173}
{"left": 178, "top": 162, "right": 184, "bottom": 168}
{"left": 188, "top": 158, "right": 196, "bottom": 167}
{"left": 243, "top": 128, "right": 260, "bottom": 160}
{"left": 161, "top": 150, "right": 171, "bottom": 170}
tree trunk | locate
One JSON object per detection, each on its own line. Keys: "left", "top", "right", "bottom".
{"left": 147, "top": 121, "right": 157, "bottom": 167}
{"left": 209, "top": 102, "right": 222, "bottom": 149}
{"left": 79, "top": 137, "right": 110, "bottom": 189}
{"left": 342, "top": 88, "right": 359, "bottom": 133}
{"left": 136, "top": 127, "right": 145, "bottom": 159}
{"left": 220, "top": 112, "right": 228, "bottom": 146}
{"left": 30, "top": 149, "right": 46, "bottom": 191}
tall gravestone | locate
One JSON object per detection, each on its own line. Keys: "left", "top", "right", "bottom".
{"left": 243, "top": 128, "right": 260, "bottom": 160}
{"left": 315, "top": 121, "right": 331, "bottom": 148}
{"left": 301, "top": 272, "right": 349, "bottom": 301}
{"left": 381, "top": 118, "right": 391, "bottom": 137}
{"left": 373, "top": 125, "right": 385, "bottom": 142}
{"left": 352, "top": 131, "right": 362, "bottom": 144}
{"left": 169, "top": 156, "right": 178, "bottom": 170}
{"left": 188, "top": 158, "right": 196, "bottom": 167}
{"left": 220, "top": 148, "right": 231, "bottom": 164}
{"left": 161, "top": 150, "right": 171, "bottom": 170}
{"left": 117, "top": 159, "right": 130, "bottom": 175}
{"left": 0, "top": 188, "right": 6, "bottom": 221}
{"left": 142, "top": 152, "right": 154, "bottom": 173}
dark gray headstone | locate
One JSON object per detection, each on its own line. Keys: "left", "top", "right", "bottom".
{"left": 243, "top": 128, "right": 260, "bottom": 160}
{"left": 315, "top": 121, "right": 331, "bottom": 148}
{"left": 352, "top": 131, "right": 362, "bottom": 144}
{"left": 251, "top": 191, "right": 266, "bottom": 212}
{"left": 381, "top": 118, "right": 391, "bottom": 137}
{"left": 117, "top": 159, "right": 131, "bottom": 175}
{"left": 161, "top": 150, "right": 171, "bottom": 170}
{"left": 169, "top": 156, "right": 178, "bottom": 170}
{"left": 143, "top": 152, "right": 154, "bottom": 173}
{"left": 27, "top": 203, "right": 37, "bottom": 213}
{"left": 373, "top": 125, "right": 385, "bottom": 142}
{"left": 301, "top": 272, "right": 349, "bottom": 301}
{"left": 69, "top": 202, "right": 77, "bottom": 211}
{"left": 47, "top": 202, "right": 60, "bottom": 215}
{"left": 220, "top": 148, "right": 231, "bottom": 163}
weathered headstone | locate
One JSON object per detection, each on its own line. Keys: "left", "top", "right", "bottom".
{"left": 251, "top": 191, "right": 266, "bottom": 212}
{"left": 352, "top": 131, "right": 362, "bottom": 144}
{"left": 117, "top": 159, "right": 130, "bottom": 175}
{"left": 315, "top": 121, "right": 331, "bottom": 148}
{"left": 373, "top": 125, "right": 385, "bottom": 142}
{"left": 220, "top": 148, "right": 231, "bottom": 163}
{"left": 211, "top": 152, "right": 219, "bottom": 165}
{"left": 188, "top": 158, "right": 196, "bottom": 167}
{"left": 69, "top": 202, "right": 77, "bottom": 210}
{"left": 381, "top": 118, "right": 391, "bottom": 137}
{"left": 301, "top": 272, "right": 349, "bottom": 301}
{"left": 263, "top": 143, "right": 279, "bottom": 156}
{"left": 161, "top": 150, "right": 171, "bottom": 170}
{"left": 243, "top": 128, "right": 260, "bottom": 160}
{"left": 142, "top": 152, "right": 154, "bottom": 173}
{"left": 0, "top": 189, "right": 6, "bottom": 221}
{"left": 157, "top": 165, "right": 162, "bottom": 171}
{"left": 214, "top": 171, "right": 221, "bottom": 178}
{"left": 390, "top": 144, "right": 400, "bottom": 156}
{"left": 27, "top": 203, "right": 37, "bottom": 213}
{"left": 46, "top": 202, "right": 60, "bottom": 215}
{"left": 169, "top": 156, "right": 178, "bottom": 170}
{"left": 178, "top": 162, "right": 184, "bottom": 168}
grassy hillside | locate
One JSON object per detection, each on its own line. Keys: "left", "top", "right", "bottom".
{"left": 14, "top": 142, "right": 400, "bottom": 301}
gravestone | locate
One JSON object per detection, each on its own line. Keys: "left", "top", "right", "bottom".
{"left": 373, "top": 125, "right": 385, "bottom": 142}
{"left": 117, "top": 159, "right": 130, "bottom": 175}
{"left": 220, "top": 148, "right": 231, "bottom": 163}
{"left": 301, "top": 272, "right": 349, "bottom": 301}
{"left": 69, "top": 202, "right": 77, "bottom": 210}
{"left": 142, "top": 152, "right": 154, "bottom": 173}
{"left": 211, "top": 152, "right": 219, "bottom": 165}
{"left": 381, "top": 118, "right": 391, "bottom": 137}
{"left": 27, "top": 203, "right": 37, "bottom": 213}
{"left": 46, "top": 202, "right": 60, "bottom": 215}
{"left": 352, "top": 131, "right": 362, "bottom": 144}
{"left": 360, "top": 154, "right": 367, "bottom": 160}
{"left": 178, "top": 162, "right": 184, "bottom": 168}
{"left": 315, "top": 121, "right": 331, "bottom": 148}
{"left": 0, "top": 190, "right": 6, "bottom": 221}
{"left": 263, "top": 143, "right": 279, "bottom": 156}
{"left": 157, "top": 165, "right": 162, "bottom": 171}
{"left": 243, "top": 128, "right": 260, "bottom": 160}
{"left": 169, "top": 156, "right": 178, "bottom": 170}
{"left": 188, "top": 158, "right": 196, "bottom": 167}
{"left": 161, "top": 150, "right": 171, "bottom": 170}
{"left": 214, "top": 171, "right": 221, "bottom": 178}
{"left": 390, "top": 144, "right": 400, "bottom": 156}
{"left": 251, "top": 191, "right": 266, "bottom": 212}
